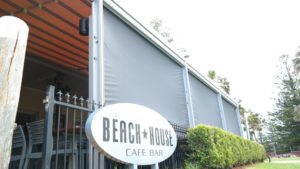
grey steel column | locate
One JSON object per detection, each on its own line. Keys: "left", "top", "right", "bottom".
{"left": 217, "top": 93, "right": 227, "bottom": 130}
{"left": 90, "top": 0, "right": 104, "bottom": 106}
{"left": 89, "top": 0, "right": 105, "bottom": 169}
{"left": 88, "top": 14, "right": 94, "bottom": 169}
{"left": 235, "top": 107, "right": 244, "bottom": 136}
{"left": 182, "top": 61, "right": 195, "bottom": 128}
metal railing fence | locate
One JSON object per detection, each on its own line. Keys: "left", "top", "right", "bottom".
{"left": 41, "top": 85, "right": 187, "bottom": 169}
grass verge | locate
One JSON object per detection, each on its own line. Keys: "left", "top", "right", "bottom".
{"left": 246, "top": 162, "right": 300, "bottom": 169}
{"left": 271, "top": 157, "right": 300, "bottom": 161}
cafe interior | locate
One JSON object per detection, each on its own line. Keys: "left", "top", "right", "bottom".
{"left": 0, "top": 0, "right": 90, "bottom": 124}
{"left": 1, "top": 0, "right": 93, "bottom": 168}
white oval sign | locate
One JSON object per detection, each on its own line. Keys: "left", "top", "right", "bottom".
{"left": 85, "top": 103, "right": 177, "bottom": 165}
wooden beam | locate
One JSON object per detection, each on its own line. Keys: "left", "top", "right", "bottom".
{"left": 0, "top": 16, "right": 28, "bottom": 169}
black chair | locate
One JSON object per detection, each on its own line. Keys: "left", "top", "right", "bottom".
{"left": 23, "top": 120, "right": 78, "bottom": 169}
{"left": 9, "top": 125, "right": 26, "bottom": 169}
{"left": 23, "top": 120, "right": 44, "bottom": 169}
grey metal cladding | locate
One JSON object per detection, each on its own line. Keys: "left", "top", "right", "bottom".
{"left": 188, "top": 74, "right": 223, "bottom": 128}
{"left": 103, "top": 9, "right": 188, "bottom": 127}
{"left": 222, "top": 98, "right": 240, "bottom": 135}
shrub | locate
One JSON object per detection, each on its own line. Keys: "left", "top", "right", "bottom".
{"left": 185, "top": 125, "right": 266, "bottom": 169}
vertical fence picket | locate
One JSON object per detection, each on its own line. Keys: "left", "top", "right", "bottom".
{"left": 55, "top": 90, "right": 62, "bottom": 169}
{"left": 42, "top": 86, "right": 55, "bottom": 169}
{"left": 79, "top": 97, "right": 84, "bottom": 169}
{"left": 72, "top": 95, "right": 77, "bottom": 169}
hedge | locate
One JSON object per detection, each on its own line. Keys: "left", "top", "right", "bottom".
{"left": 185, "top": 125, "right": 266, "bottom": 169}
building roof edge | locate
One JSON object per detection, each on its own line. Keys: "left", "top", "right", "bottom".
{"left": 104, "top": 0, "right": 238, "bottom": 107}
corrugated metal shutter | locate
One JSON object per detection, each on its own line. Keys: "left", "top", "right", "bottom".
{"left": 222, "top": 98, "right": 240, "bottom": 135}
{"left": 103, "top": 10, "right": 188, "bottom": 127}
{"left": 189, "top": 74, "right": 223, "bottom": 128}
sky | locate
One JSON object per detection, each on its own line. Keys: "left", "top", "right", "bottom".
{"left": 114, "top": 0, "right": 300, "bottom": 119}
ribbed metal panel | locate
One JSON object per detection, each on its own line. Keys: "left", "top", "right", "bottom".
{"left": 188, "top": 74, "right": 222, "bottom": 128}
{"left": 103, "top": 9, "right": 188, "bottom": 127}
{"left": 222, "top": 98, "right": 240, "bottom": 135}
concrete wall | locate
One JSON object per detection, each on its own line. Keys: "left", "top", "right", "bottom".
{"left": 18, "top": 87, "right": 44, "bottom": 119}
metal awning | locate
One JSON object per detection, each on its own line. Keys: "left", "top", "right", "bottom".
{"left": 0, "top": 0, "right": 91, "bottom": 74}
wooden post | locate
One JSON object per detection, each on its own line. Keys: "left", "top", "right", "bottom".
{"left": 0, "top": 16, "right": 29, "bottom": 169}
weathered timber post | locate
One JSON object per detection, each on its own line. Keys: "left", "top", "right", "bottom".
{"left": 0, "top": 16, "right": 29, "bottom": 169}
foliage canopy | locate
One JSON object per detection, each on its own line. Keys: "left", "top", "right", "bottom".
{"left": 185, "top": 125, "right": 266, "bottom": 169}
{"left": 268, "top": 54, "right": 300, "bottom": 153}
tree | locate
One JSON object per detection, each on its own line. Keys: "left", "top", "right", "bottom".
{"left": 293, "top": 48, "right": 300, "bottom": 121}
{"left": 268, "top": 54, "right": 300, "bottom": 152}
{"left": 263, "top": 120, "right": 281, "bottom": 154}
{"left": 247, "top": 110, "right": 264, "bottom": 142}
{"left": 207, "top": 70, "right": 216, "bottom": 80}
{"left": 218, "top": 77, "right": 230, "bottom": 94}
{"left": 294, "top": 105, "right": 300, "bottom": 122}
{"left": 207, "top": 70, "right": 231, "bottom": 94}
{"left": 150, "top": 18, "right": 174, "bottom": 43}
{"left": 260, "top": 131, "right": 278, "bottom": 154}
{"left": 150, "top": 18, "right": 190, "bottom": 59}
{"left": 237, "top": 100, "right": 248, "bottom": 131}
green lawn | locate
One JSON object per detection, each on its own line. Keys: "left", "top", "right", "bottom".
{"left": 246, "top": 157, "right": 300, "bottom": 169}
{"left": 271, "top": 157, "right": 300, "bottom": 161}
{"left": 246, "top": 163, "right": 300, "bottom": 169}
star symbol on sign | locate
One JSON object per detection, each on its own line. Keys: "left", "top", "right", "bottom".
{"left": 112, "top": 113, "right": 118, "bottom": 118}
{"left": 143, "top": 129, "right": 148, "bottom": 139}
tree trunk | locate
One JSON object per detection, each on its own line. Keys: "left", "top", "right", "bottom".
{"left": 0, "top": 16, "right": 28, "bottom": 169}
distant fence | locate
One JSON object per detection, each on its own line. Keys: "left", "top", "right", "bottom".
{"left": 291, "top": 151, "right": 300, "bottom": 157}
